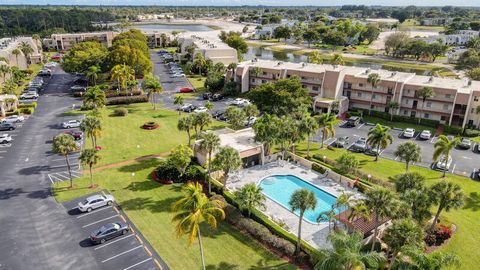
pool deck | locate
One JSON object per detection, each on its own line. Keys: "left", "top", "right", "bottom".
{"left": 226, "top": 161, "right": 364, "bottom": 249}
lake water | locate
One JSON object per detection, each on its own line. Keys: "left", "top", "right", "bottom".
{"left": 131, "top": 23, "right": 212, "bottom": 32}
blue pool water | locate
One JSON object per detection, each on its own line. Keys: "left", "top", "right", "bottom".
{"left": 259, "top": 175, "right": 339, "bottom": 223}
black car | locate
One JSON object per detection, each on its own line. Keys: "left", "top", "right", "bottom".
{"left": 90, "top": 222, "right": 129, "bottom": 244}
{"left": 345, "top": 116, "right": 361, "bottom": 127}
{"left": 0, "top": 123, "right": 16, "bottom": 131}
{"left": 203, "top": 92, "right": 212, "bottom": 100}
{"left": 211, "top": 93, "right": 224, "bottom": 101}
{"left": 212, "top": 110, "right": 224, "bottom": 119}
{"left": 333, "top": 136, "right": 349, "bottom": 148}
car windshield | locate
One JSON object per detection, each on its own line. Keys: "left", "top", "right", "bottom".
{"left": 81, "top": 199, "right": 89, "bottom": 205}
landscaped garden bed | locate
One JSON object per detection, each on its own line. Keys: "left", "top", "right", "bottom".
{"left": 141, "top": 121, "right": 160, "bottom": 130}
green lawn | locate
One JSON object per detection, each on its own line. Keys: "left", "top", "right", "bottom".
{"left": 187, "top": 75, "right": 207, "bottom": 92}
{"left": 398, "top": 19, "right": 445, "bottom": 31}
{"left": 296, "top": 141, "right": 479, "bottom": 270}
{"left": 361, "top": 115, "right": 437, "bottom": 134}
{"left": 53, "top": 159, "right": 296, "bottom": 270}
{"left": 80, "top": 103, "right": 226, "bottom": 166}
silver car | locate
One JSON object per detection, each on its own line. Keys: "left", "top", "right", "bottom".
{"left": 62, "top": 120, "right": 81, "bottom": 129}
{"left": 78, "top": 194, "right": 115, "bottom": 212}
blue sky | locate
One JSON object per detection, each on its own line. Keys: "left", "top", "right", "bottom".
{"left": 2, "top": 0, "right": 480, "bottom": 6}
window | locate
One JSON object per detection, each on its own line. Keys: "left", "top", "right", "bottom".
{"left": 387, "top": 88, "right": 393, "bottom": 95}
{"left": 359, "top": 83, "right": 364, "bottom": 87}
{"left": 443, "top": 104, "right": 449, "bottom": 110}
{"left": 301, "top": 76, "right": 306, "bottom": 80}
{"left": 474, "top": 96, "right": 479, "bottom": 102}
{"left": 251, "top": 78, "right": 255, "bottom": 82}
{"left": 424, "top": 113, "right": 430, "bottom": 118}
{"left": 405, "top": 99, "right": 409, "bottom": 104}
{"left": 287, "top": 74, "right": 291, "bottom": 78}
{"left": 262, "top": 71, "right": 267, "bottom": 75}
{"left": 446, "top": 94, "right": 452, "bottom": 99}
{"left": 357, "top": 92, "right": 362, "bottom": 97}
{"left": 441, "top": 116, "right": 446, "bottom": 121}
{"left": 372, "top": 94, "right": 377, "bottom": 99}
{"left": 261, "top": 80, "right": 267, "bottom": 83}
{"left": 426, "top": 102, "right": 432, "bottom": 108}
{"left": 407, "top": 89, "right": 411, "bottom": 94}
{"left": 312, "top": 86, "right": 319, "bottom": 91}
{"left": 472, "top": 108, "right": 475, "bottom": 113}
{"left": 403, "top": 110, "right": 408, "bottom": 115}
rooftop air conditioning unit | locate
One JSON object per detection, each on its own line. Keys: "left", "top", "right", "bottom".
{"left": 302, "top": 62, "right": 307, "bottom": 67}
{"left": 391, "top": 72, "right": 397, "bottom": 77}
{"left": 365, "top": 68, "right": 371, "bottom": 74}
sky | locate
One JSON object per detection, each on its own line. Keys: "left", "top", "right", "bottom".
{"left": 2, "top": 0, "right": 480, "bottom": 6}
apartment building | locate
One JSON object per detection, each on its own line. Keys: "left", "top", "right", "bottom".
{"left": 420, "top": 17, "right": 453, "bottom": 26}
{"left": 421, "top": 30, "right": 479, "bottom": 46}
{"left": 43, "top": 31, "right": 115, "bottom": 51}
{"left": 178, "top": 35, "right": 238, "bottom": 65}
{"left": 234, "top": 59, "right": 480, "bottom": 128}
{"left": 0, "top": 37, "right": 43, "bottom": 82}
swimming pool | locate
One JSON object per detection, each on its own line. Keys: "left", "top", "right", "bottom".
{"left": 259, "top": 175, "right": 339, "bottom": 223}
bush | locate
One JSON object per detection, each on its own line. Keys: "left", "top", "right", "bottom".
{"left": 19, "top": 107, "right": 34, "bottom": 114}
{"left": 5, "top": 111, "right": 19, "bottom": 116}
{"left": 311, "top": 162, "right": 327, "bottom": 174}
{"left": 113, "top": 107, "right": 128, "bottom": 116}
{"left": 463, "top": 128, "right": 480, "bottom": 137}
{"left": 105, "top": 89, "right": 144, "bottom": 98}
{"left": 444, "top": 125, "right": 463, "bottom": 135}
{"left": 425, "top": 224, "right": 453, "bottom": 246}
{"left": 106, "top": 95, "right": 148, "bottom": 105}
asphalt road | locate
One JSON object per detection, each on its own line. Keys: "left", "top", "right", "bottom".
{"left": 319, "top": 121, "right": 480, "bottom": 178}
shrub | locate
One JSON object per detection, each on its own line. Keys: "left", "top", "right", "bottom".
{"left": 113, "top": 107, "right": 128, "bottom": 116}
{"left": 425, "top": 224, "right": 453, "bottom": 246}
{"left": 5, "top": 111, "right": 19, "bottom": 116}
{"left": 463, "top": 128, "right": 480, "bottom": 137}
{"left": 155, "top": 160, "right": 183, "bottom": 183}
{"left": 105, "top": 89, "right": 144, "bottom": 98}
{"left": 311, "top": 163, "right": 327, "bottom": 174}
{"left": 106, "top": 95, "right": 148, "bottom": 105}
{"left": 443, "top": 125, "right": 463, "bottom": 135}
{"left": 19, "top": 107, "right": 34, "bottom": 114}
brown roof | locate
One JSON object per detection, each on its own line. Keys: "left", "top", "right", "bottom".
{"left": 336, "top": 209, "right": 390, "bottom": 236}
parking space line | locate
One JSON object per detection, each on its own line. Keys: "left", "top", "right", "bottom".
{"left": 93, "top": 234, "right": 135, "bottom": 250}
{"left": 452, "top": 164, "right": 456, "bottom": 174}
{"left": 154, "top": 259, "right": 163, "bottom": 270}
{"left": 76, "top": 206, "right": 113, "bottom": 219}
{"left": 123, "top": 258, "right": 153, "bottom": 270}
{"left": 82, "top": 215, "right": 118, "bottom": 228}
{"left": 120, "top": 215, "right": 127, "bottom": 223}
{"left": 135, "top": 234, "right": 144, "bottom": 244}
{"left": 357, "top": 123, "right": 365, "bottom": 129}
{"left": 101, "top": 245, "right": 143, "bottom": 263}
{"left": 144, "top": 246, "right": 152, "bottom": 256}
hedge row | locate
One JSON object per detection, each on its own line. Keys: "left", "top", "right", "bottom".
{"left": 349, "top": 107, "right": 440, "bottom": 128}
{"left": 106, "top": 95, "right": 148, "bottom": 105}
{"left": 18, "top": 102, "right": 37, "bottom": 109}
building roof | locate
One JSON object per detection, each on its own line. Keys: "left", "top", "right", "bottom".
{"left": 212, "top": 128, "right": 262, "bottom": 153}
{"left": 336, "top": 209, "right": 390, "bottom": 236}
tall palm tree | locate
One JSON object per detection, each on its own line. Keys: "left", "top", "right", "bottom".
{"left": 334, "top": 192, "right": 354, "bottom": 226}
{"left": 193, "top": 53, "right": 206, "bottom": 75}
{"left": 235, "top": 183, "right": 266, "bottom": 217}
{"left": 19, "top": 42, "right": 34, "bottom": 67}
{"left": 86, "top": 66, "right": 100, "bottom": 86}
{"left": 83, "top": 86, "right": 106, "bottom": 109}
{"left": 143, "top": 73, "right": 163, "bottom": 110}
{"left": 110, "top": 64, "right": 135, "bottom": 93}
{"left": 398, "top": 249, "right": 460, "bottom": 270}
{"left": 177, "top": 115, "right": 194, "bottom": 146}
{"left": 367, "top": 124, "right": 393, "bottom": 161}
{"left": 429, "top": 181, "right": 464, "bottom": 231}
{"left": 11, "top": 48, "right": 21, "bottom": 67}
{"left": 317, "top": 208, "right": 337, "bottom": 233}
{"left": 308, "top": 51, "right": 323, "bottom": 64}
{"left": 299, "top": 115, "right": 318, "bottom": 156}
{"left": 394, "top": 141, "right": 422, "bottom": 173}
{"left": 365, "top": 187, "right": 398, "bottom": 252}
{"left": 80, "top": 116, "right": 102, "bottom": 149}
{"left": 212, "top": 146, "right": 242, "bottom": 188}
{"left": 252, "top": 114, "right": 279, "bottom": 156}
{"left": 79, "top": 149, "right": 101, "bottom": 188}
{"left": 331, "top": 53, "right": 345, "bottom": 66}
{"left": 347, "top": 203, "right": 371, "bottom": 232}
{"left": 416, "top": 86, "right": 435, "bottom": 124}
{"left": 172, "top": 182, "right": 225, "bottom": 270}
{"left": 367, "top": 73, "right": 381, "bottom": 116}
{"left": 387, "top": 101, "right": 399, "bottom": 121}
{"left": 52, "top": 134, "right": 78, "bottom": 188}
{"left": 0, "top": 65, "right": 10, "bottom": 83}
{"left": 199, "top": 131, "right": 220, "bottom": 194}
{"left": 290, "top": 188, "right": 317, "bottom": 255}
{"left": 315, "top": 230, "right": 385, "bottom": 270}
{"left": 316, "top": 113, "right": 336, "bottom": 148}
{"left": 383, "top": 218, "right": 424, "bottom": 270}
{"left": 433, "top": 135, "right": 459, "bottom": 178}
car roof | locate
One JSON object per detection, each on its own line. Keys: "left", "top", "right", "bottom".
{"left": 405, "top": 128, "right": 414, "bottom": 131}
{"left": 86, "top": 194, "right": 104, "bottom": 201}
{"left": 0, "top": 134, "right": 8, "bottom": 137}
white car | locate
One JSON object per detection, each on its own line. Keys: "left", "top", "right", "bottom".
{"left": 436, "top": 155, "right": 453, "bottom": 171}
{"left": 403, "top": 128, "right": 415, "bottom": 138}
{"left": 231, "top": 98, "right": 251, "bottom": 107}
{"left": 172, "top": 73, "right": 185, "bottom": 78}
{"left": 0, "top": 134, "right": 12, "bottom": 144}
{"left": 2, "top": 115, "right": 25, "bottom": 123}
{"left": 419, "top": 130, "right": 431, "bottom": 140}
{"left": 77, "top": 194, "right": 115, "bottom": 212}
{"left": 62, "top": 120, "right": 81, "bottom": 129}
{"left": 244, "top": 116, "right": 257, "bottom": 126}
{"left": 194, "top": 106, "right": 208, "bottom": 113}
{"left": 20, "top": 92, "right": 38, "bottom": 100}
{"left": 44, "top": 62, "right": 58, "bottom": 68}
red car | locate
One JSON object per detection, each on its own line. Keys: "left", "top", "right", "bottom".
{"left": 179, "top": 87, "right": 194, "bottom": 93}
{"left": 63, "top": 130, "right": 83, "bottom": 140}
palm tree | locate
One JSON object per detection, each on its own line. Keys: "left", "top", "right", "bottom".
{"left": 174, "top": 95, "right": 184, "bottom": 114}
{"left": 177, "top": 115, "right": 195, "bottom": 147}
{"left": 367, "top": 124, "right": 393, "bottom": 161}
{"left": 80, "top": 116, "right": 102, "bottom": 149}
{"left": 199, "top": 131, "right": 220, "bottom": 194}
{"left": 110, "top": 64, "right": 135, "bottom": 93}
{"left": 433, "top": 135, "right": 459, "bottom": 178}
{"left": 317, "top": 208, "right": 337, "bottom": 232}
{"left": 383, "top": 219, "right": 424, "bottom": 270}
{"left": 331, "top": 53, "right": 345, "bottom": 66}
{"left": 315, "top": 230, "right": 385, "bottom": 270}
{"left": 79, "top": 149, "right": 101, "bottom": 188}
{"left": 429, "top": 182, "right": 464, "bottom": 231}
{"left": 19, "top": 42, "right": 34, "bottom": 67}
{"left": 252, "top": 114, "right": 280, "bottom": 156}
{"left": 11, "top": 48, "right": 21, "bottom": 67}
{"left": 205, "top": 101, "right": 213, "bottom": 111}
{"left": 172, "top": 182, "right": 225, "bottom": 270}
{"left": 308, "top": 51, "right": 323, "bottom": 64}
{"left": 0, "top": 65, "right": 10, "bottom": 83}
{"left": 387, "top": 101, "right": 399, "bottom": 121}
{"left": 86, "top": 66, "right": 100, "bottom": 86}
{"left": 476, "top": 105, "right": 480, "bottom": 129}
{"left": 52, "top": 134, "right": 78, "bottom": 188}
{"left": 334, "top": 192, "right": 354, "bottom": 226}
{"left": 290, "top": 188, "right": 317, "bottom": 255}
{"left": 398, "top": 249, "right": 460, "bottom": 270}
{"left": 83, "top": 86, "right": 106, "bottom": 109}
{"left": 193, "top": 53, "right": 206, "bottom": 75}
{"left": 316, "top": 113, "right": 336, "bottom": 148}
{"left": 365, "top": 187, "right": 398, "bottom": 252}
{"left": 394, "top": 141, "right": 422, "bottom": 173}
{"left": 212, "top": 146, "right": 242, "bottom": 188}
{"left": 235, "top": 183, "right": 266, "bottom": 217}
{"left": 347, "top": 203, "right": 371, "bottom": 232}
{"left": 299, "top": 115, "right": 318, "bottom": 156}
{"left": 416, "top": 86, "right": 435, "bottom": 124}
{"left": 367, "top": 73, "right": 380, "bottom": 116}
{"left": 143, "top": 73, "right": 163, "bottom": 110}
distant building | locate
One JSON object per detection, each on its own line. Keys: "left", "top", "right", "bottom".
{"left": 178, "top": 35, "right": 238, "bottom": 65}
{"left": 43, "top": 31, "right": 115, "bottom": 51}
{"left": 0, "top": 37, "right": 42, "bottom": 72}
{"left": 447, "top": 47, "right": 468, "bottom": 63}
{"left": 420, "top": 30, "right": 479, "bottom": 46}
{"left": 136, "top": 13, "right": 174, "bottom": 21}
{"left": 145, "top": 32, "right": 173, "bottom": 48}
{"left": 421, "top": 17, "right": 454, "bottom": 26}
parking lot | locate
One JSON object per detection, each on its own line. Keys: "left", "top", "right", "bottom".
{"left": 317, "top": 120, "right": 480, "bottom": 178}
{"left": 63, "top": 191, "right": 168, "bottom": 270}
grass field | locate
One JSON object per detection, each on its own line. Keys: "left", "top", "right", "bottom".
{"left": 52, "top": 159, "right": 296, "bottom": 270}
{"left": 187, "top": 75, "right": 207, "bottom": 92}
{"left": 296, "top": 141, "right": 480, "bottom": 270}
{"left": 398, "top": 19, "right": 445, "bottom": 31}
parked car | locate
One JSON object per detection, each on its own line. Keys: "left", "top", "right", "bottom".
{"left": 345, "top": 116, "right": 361, "bottom": 127}
{"left": 90, "top": 222, "right": 129, "bottom": 244}
{"left": 70, "top": 85, "right": 86, "bottom": 92}
{"left": 1, "top": 115, "right": 25, "bottom": 123}
{"left": 20, "top": 92, "right": 38, "bottom": 100}
{"left": 211, "top": 93, "right": 224, "bottom": 101}
{"left": 194, "top": 106, "right": 208, "bottom": 113}
{"left": 0, "top": 123, "right": 16, "bottom": 131}
{"left": 436, "top": 155, "right": 453, "bottom": 171}
{"left": 244, "top": 116, "right": 257, "bottom": 127}
{"left": 350, "top": 137, "right": 367, "bottom": 152}
{"left": 458, "top": 138, "right": 472, "bottom": 149}
{"left": 403, "top": 128, "right": 415, "bottom": 138}
{"left": 38, "top": 69, "right": 52, "bottom": 76}
{"left": 62, "top": 120, "right": 81, "bottom": 129}
{"left": 419, "top": 130, "right": 431, "bottom": 140}
{"left": 172, "top": 73, "right": 185, "bottom": 78}
{"left": 179, "top": 87, "right": 194, "bottom": 93}
{"left": 365, "top": 146, "right": 381, "bottom": 156}
{"left": 63, "top": 130, "right": 83, "bottom": 140}
{"left": 0, "top": 134, "right": 12, "bottom": 144}
{"left": 77, "top": 194, "right": 115, "bottom": 213}
{"left": 231, "top": 98, "right": 250, "bottom": 107}
{"left": 333, "top": 136, "right": 349, "bottom": 148}
{"left": 212, "top": 110, "right": 224, "bottom": 119}
{"left": 180, "top": 103, "right": 196, "bottom": 112}
{"left": 203, "top": 92, "right": 212, "bottom": 100}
